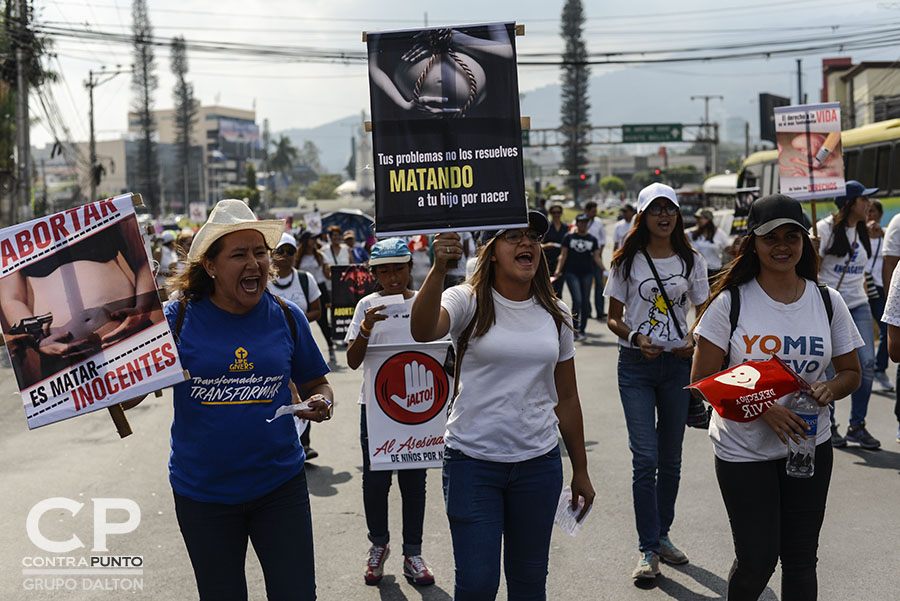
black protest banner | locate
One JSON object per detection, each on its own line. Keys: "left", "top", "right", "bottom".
{"left": 367, "top": 22, "right": 527, "bottom": 236}
{"left": 330, "top": 265, "right": 378, "bottom": 341}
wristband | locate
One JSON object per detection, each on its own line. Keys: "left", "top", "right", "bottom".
{"left": 627, "top": 331, "right": 639, "bottom": 347}
{"left": 359, "top": 329, "right": 370, "bottom": 339}
{"left": 360, "top": 322, "right": 373, "bottom": 334}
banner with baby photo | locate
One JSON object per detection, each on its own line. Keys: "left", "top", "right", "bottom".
{"left": 363, "top": 341, "right": 452, "bottom": 470}
{"left": 0, "top": 193, "right": 187, "bottom": 429}
{"left": 774, "top": 102, "right": 844, "bottom": 201}
{"left": 366, "top": 22, "right": 528, "bottom": 236}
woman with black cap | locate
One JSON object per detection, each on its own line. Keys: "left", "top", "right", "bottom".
{"left": 409, "top": 211, "right": 594, "bottom": 600}
{"left": 814, "top": 180, "right": 880, "bottom": 449}
{"left": 692, "top": 193, "right": 862, "bottom": 600}
{"left": 605, "top": 183, "right": 709, "bottom": 581}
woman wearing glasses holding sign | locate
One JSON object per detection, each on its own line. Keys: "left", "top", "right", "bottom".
{"left": 410, "top": 211, "right": 594, "bottom": 601}
{"left": 604, "top": 183, "right": 709, "bottom": 581}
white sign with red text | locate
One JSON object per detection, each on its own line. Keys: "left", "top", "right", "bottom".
{"left": 0, "top": 193, "right": 186, "bottom": 429}
{"left": 774, "top": 102, "right": 844, "bottom": 200}
{"left": 363, "top": 341, "right": 451, "bottom": 471}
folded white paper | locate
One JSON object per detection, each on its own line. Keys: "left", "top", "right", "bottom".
{"left": 267, "top": 400, "right": 313, "bottom": 423}
{"left": 554, "top": 486, "right": 591, "bottom": 536}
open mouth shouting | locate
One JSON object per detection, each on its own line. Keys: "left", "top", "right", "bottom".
{"left": 515, "top": 250, "right": 535, "bottom": 268}
{"left": 240, "top": 276, "right": 261, "bottom": 295}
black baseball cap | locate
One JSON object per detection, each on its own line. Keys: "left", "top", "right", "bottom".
{"left": 480, "top": 210, "right": 550, "bottom": 243}
{"left": 746, "top": 194, "right": 807, "bottom": 236}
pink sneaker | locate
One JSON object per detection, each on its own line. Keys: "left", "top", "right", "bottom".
{"left": 402, "top": 555, "right": 435, "bottom": 586}
{"left": 364, "top": 544, "right": 390, "bottom": 585}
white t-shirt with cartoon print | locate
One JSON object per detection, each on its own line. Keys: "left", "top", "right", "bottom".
{"left": 604, "top": 251, "right": 709, "bottom": 347}
{"left": 815, "top": 216, "right": 869, "bottom": 310}
{"left": 694, "top": 279, "right": 863, "bottom": 462}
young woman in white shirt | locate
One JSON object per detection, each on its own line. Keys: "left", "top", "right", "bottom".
{"left": 813, "top": 180, "right": 879, "bottom": 448}
{"left": 297, "top": 231, "right": 336, "bottom": 362}
{"left": 692, "top": 193, "right": 862, "bottom": 600}
{"left": 345, "top": 238, "right": 434, "bottom": 587}
{"left": 410, "top": 211, "right": 594, "bottom": 601}
{"left": 604, "top": 183, "right": 709, "bottom": 581}
{"left": 690, "top": 208, "right": 731, "bottom": 278}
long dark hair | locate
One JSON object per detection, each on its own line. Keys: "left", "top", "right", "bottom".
{"left": 610, "top": 210, "right": 696, "bottom": 280}
{"left": 825, "top": 198, "right": 871, "bottom": 258}
{"left": 694, "top": 228, "right": 820, "bottom": 324}
{"left": 467, "top": 237, "right": 572, "bottom": 338}
{"left": 691, "top": 218, "right": 716, "bottom": 242}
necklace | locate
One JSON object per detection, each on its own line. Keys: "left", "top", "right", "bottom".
{"left": 271, "top": 270, "right": 295, "bottom": 290}
{"left": 787, "top": 277, "right": 804, "bottom": 304}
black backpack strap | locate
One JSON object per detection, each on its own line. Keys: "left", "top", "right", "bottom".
{"left": 725, "top": 286, "right": 740, "bottom": 368}
{"left": 817, "top": 283, "right": 834, "bottom": 323}
{"left": 173, "top": 297, "right": 188, "bottom": 343}
{"left": 296, "top": 269, "right": 310, "bottom": 303}
{"left": 273, "top": 294, "right": 298, "bottom": 342}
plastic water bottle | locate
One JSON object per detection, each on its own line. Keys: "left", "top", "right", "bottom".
{"left": 786, "top": 393, "right": 817, "bottom": 478}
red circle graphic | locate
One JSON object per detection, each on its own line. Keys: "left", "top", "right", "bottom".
{"left": 374, "top": 351, "right": 449, "bottom": 425}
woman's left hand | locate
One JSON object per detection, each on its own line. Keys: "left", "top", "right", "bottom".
{"left": 570, "top": 470, "right": 595, "bottom": 522}
{"left": 101, "top": 307, "right": 153, "bottom": 347}
{"left": 806, "top": 382, "right": 834, "bottom": 407}
{"left": 295, "top": 394, "right": 333, "bottom": 423}
{"left": 672, "top": 341, "right": 694, "bottom": 358}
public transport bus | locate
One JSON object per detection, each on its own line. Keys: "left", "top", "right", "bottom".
{"left": 702, "top": 173, "right": 738, "bottom": 210}
{"left": 737, "top": 118, "right": 900, "bottom": 223}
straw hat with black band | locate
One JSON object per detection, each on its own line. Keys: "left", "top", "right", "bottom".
{"left": 188, "top": 199, "right": 284, "bottom": 261}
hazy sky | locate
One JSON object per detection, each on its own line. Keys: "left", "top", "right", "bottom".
{"left": 31, "top": 0, "right": 893, "bottom": 148}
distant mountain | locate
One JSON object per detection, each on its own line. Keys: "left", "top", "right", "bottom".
{"left": 282, "top": 66, "right": 779, "bottom": 174}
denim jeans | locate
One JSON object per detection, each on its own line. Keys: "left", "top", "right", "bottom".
{"left": 593, "top": 262, "right": 606, "bottom": 317}
{"left": 870, "top": 286, "right": 889, "bottom": 372}
{"left": 443, "top": 446, "right": 563, "bottom": 601}
{"left": 715, "top": 441, "right": 833, "bottom": 601}
{"left": 617, "top": 346, "right": 690, "bottom": 553}
{"left": 360, "top": 405, "right": 427, "bottom": 555}
{"left": 173, "top": 471, "right": 315, "bottom": 601}
{"left": 565, "top": 272, "right": 594, "bottom": 333}
{"left": 828, "top": 302, "right": 875, "bottom": 427}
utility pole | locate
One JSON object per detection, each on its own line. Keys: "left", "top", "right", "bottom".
{"left": 745, "top": 121, "right": 750, "bottom": 159}
{"left": 14, "top": 0, "right": 31, "bottom": 223}
{"left": 796, "top": 59, "right": 803, "bottom": 104}
{"left": 85, "top": 68, "right": 128, "bottom": 202}
{"left": 691, "top": 94, "right": 723, "bottom": 174}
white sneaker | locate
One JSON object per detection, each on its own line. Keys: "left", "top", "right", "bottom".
{"left": 874, "top": 371, "right": 894, "bottom": 392}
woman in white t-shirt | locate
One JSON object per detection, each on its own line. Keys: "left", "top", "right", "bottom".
{"left": 813, "top": 180, "right": 879, "bottom": 449}
{"left": 297, "top": 231, "right": 335, "bottom": 362}
{"left": 604, "top": 183, "right": 709, "bottom": 581}
{"left": 409, "top": 211, "right": 594, "bottom": 600}
{"left": 692, "top": 193, "right": 862, "bottom": 600}
{"left": 690, "top": 208, "right": 731, "bottom": 277}
{"left": 344, "top": 238, "right": 434, "bottom": 587}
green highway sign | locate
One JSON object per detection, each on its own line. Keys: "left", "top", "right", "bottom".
{"left": 522, "top": 129, "right": 530, "bottom": 147}
{"left": 622, "top": 123, "right": 683, "bottom": 143}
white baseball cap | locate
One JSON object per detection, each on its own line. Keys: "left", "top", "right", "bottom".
{"left": 637, "top": 183, "right": 679, "bottom": 214}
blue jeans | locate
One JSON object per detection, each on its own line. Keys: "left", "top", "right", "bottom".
{"left": 617, "top": 346, "right": 690, "bottom": 553}
{"left": 828, "top": 302, "right": 875, "bottom": 427}
{"left": 870, "top": 286, "right": 889, "bottom": 372}
{"left": 443, "top": 446, "right": 563, "bottom": 601}
{"left": 360, "top": 405, "right": 427, "bottom": 555}
{"left": 565, "top": 272, "right": 593, "bottom": 333}
{"left": 173, "top": 471, "right": 315, "bottom": 601}
{"left": 593, "top": 263, "right": 606, "bottom": 318}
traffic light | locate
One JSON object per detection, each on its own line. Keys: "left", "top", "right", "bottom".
{"left": 579, "top": 173, "right": 587, "bottom": 180}
{"left": 654, "top": 169, "right": 661, "bottom": 176}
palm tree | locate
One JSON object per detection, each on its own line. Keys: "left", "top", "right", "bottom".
{"left": 269, "top": 135, "right": 298, "bottom": 202}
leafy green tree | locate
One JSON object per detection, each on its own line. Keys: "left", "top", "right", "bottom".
{"left": 600, "top": 176, "right": 625, "bottom": 194}
{"left": 170, "top": 35, "right": 197, "bottom": 207}
{"left": 132, "top": 0, "right": 159, "bottom": 214}
{"left": 304, "top": 174, "right": 342, "bottom": 200}
{"left": 269, "top": 135, "right": 298, "bottom": 201}
{"left": 560, "top": 0, "right": 590, "bottom": 202}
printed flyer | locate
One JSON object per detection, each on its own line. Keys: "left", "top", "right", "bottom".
{"left": 774, "top": 102, "right": 844, "bottom": 200}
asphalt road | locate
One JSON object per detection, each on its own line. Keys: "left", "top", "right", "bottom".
{"left": 1, "top": 309, "right": 899, "bottom": 600}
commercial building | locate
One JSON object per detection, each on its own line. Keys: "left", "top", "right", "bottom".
{"left": 822, "top": 58, "right": 900, "bottom": 129}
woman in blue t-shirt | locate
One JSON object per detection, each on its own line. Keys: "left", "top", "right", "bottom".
{"left": 552, "top": 213, "right": 603, "bottom": 340}
{"left": 125, "top": 199, "right": 333, "bottom": 601}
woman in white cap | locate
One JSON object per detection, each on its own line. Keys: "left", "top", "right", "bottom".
{"left": 692, "top": 193, "right": 861, "bottom": 600}
{"left": 344, "top": 238, "right": 434, "bottom": 587}
{"left": 410, "top": 212, "right": 594, "bottom": 600}
{"left": 604, "top": 183, "right": 709, "bottom": 581}
{"left": 814, "top": 180, "right": 879, "bottom": 449}
{"left": 125, "top": 199, "right": 333, "bottom": 600}
{"left": 269, "top": 231, "right": 323, "bottom": 460}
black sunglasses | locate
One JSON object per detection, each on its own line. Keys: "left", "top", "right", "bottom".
{"left": 274, "top": 246, "right": 296, "bottom": 256}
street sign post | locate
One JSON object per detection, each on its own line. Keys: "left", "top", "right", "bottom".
{"left": 622, "top": 123, "right": 683, "bottom": 143}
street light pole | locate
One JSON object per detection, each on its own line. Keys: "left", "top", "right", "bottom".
{"left": 691, "top": 94, "right": 724, "bottom": 174}
{"left": 85, "top": 68, "right": 129, "bottom": 202}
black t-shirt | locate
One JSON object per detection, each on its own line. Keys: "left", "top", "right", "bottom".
{"left": 543, "top": 222, "right": 568, "bottom": 269}
{"left": 561, "top": 232, "right": 598, "bottom": 275}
